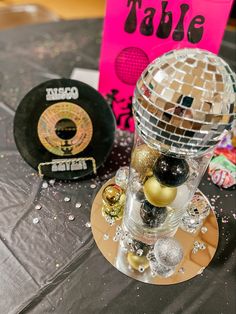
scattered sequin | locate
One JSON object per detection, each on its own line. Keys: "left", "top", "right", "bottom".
{"left": 103, "top": 234, "right": 109, "bottom": 240}
{"left": 85, "top": 222, "right": 91, "bottom": 228}
{"left": 136, "top": 249, "right": 143, "bottom": 256}
{"left": 35, "top": 204, "right": 42, "bottom": 210}
{"left": 64, "top": 197, "right": 71, "bottom": 202}
{"left": 68, "top": 215, "right": 75, "bottom": 221}
{"left": 42, "top": 182, "right": 49, "bottom": 189}
{"left": 75, "top": 202, "right": 82, "bottom": 208}
{"left": 33, "top": 218, "right": 39, "bottom": 224}
{"left": 90, "top": 184, "right": 96, "bottom": 189}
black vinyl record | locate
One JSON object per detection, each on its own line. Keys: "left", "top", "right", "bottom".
{"left": 14, "top": 79, "right": 116, "bottom": 180}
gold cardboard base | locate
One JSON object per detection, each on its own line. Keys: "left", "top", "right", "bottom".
{"left": 91, "top": 179, "right": 219, "bottom": 285}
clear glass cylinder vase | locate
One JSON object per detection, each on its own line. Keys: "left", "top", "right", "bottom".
{"left": 122, "top": 132, "right": 213, "bottom": 245}
{"left": 121, "top": 48, "right": 235, "bottom": 247}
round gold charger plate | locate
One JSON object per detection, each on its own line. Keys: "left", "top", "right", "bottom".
{"left": 91, "top": 178, "right": 219, "bottom": 285}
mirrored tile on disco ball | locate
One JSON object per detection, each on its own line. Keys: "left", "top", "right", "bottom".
{"left": 170, "top": 80, "right": 181, "bottom": 91}
{"left": 203, "top": 72, "right": 214, "bottom": 81}
{"left": 172, "top": 91, "right": 183, "bottom": 103}
{"left": 185, "top": 58, "right": 196, "bottom": 65}
{"left": 181, "top": 84, "right": 192, "bottom": 95}
{"left": 207, "top": 64, "right": 217, "bottom": 72}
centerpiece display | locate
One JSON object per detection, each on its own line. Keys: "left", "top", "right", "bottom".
{"left": 91, "top": 48, "right": 235, "bottom": 284}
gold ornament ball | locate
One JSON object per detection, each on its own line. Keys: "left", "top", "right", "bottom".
{"left": 143, "top": 176, "right": 177, "bottom": 207}
{"left": 127, "top": 252, "right": 149, "bottom": 271}
{"left": 102, "top": 205, "right": 123, "bottom": 220}
{"left": 102, "top": 184, "right": 123, "bottom": 206}
{"left": 131, "top": 144, "right": 159, "bottom": 176}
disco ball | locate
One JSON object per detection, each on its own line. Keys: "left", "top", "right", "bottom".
{"left": 133, "top": 48, "right": 236, "bottom": 156}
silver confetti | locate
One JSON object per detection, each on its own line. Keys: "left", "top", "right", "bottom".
{"left": 68, "top": 215, "right": 75, "bottom": 221}
{"left": 136, "top": 249, "right": 143, "bottom": 257}
{"left": 103, "top": 234, "right": 109, "bottom": 241}
{"left": 64, "top": 197, "right": 71, "bottom": 202}
{"left": 42, "top": 182, "right": 48, "bottom": 189}
{"left": 90, "top": 184, "right": 96, "bottom": 189}
{"left": 75, "top": 202, "right": 82, "bottom": 208}
{"left": 33, "top": 218, "right": 39, "bottom": 224}
{"left": 85, "top": 222, "right": 91, "bottom": 228}
{"left": 35, "top": 204, "right": 42, "bottom": 210}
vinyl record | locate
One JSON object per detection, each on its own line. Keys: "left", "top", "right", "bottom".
{"left": 14, "top": 79, "right": 116, "bottom": 180}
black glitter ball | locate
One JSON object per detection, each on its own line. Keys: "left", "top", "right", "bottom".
{"left": 140, "top": 201, "right": 168, "bottom": 228}
{"left": 153, "top": 155, "right": 189, "bottom": 187}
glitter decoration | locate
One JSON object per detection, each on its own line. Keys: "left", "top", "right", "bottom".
{"left": 134, "top": 48, "right": 236, "bottom": 156}
{"left": 75, "top": 202, "right": 82, "bottom": 208}
{"left": 180, "top": 214, "right": 201, "bottom": 233}
{"left": 85, "top": 222, "right": 91, "bottom": 228}
{"left": 33, "top": 218, "right": 39, "bottom": 224}
{"left": 192, "top": 241, "right": 206, "bottom": 254}
{"left": 49, "top": 179, "right": 55, "bottom": 185}
{"left": 154, "top": 237, "right": 183, "bottom": 267}
{"left": 35, "top": 204, "right": 42, "bottom": 210}
{"left": 42, "top": 182, "right": 48, "bottom": 189}
{"left": 90, "top": 184, "right": 97, "bottom": 189}
{"left": 149, "top": 257, "right": 175, "bottom": 278}
{"left": 115, "top": 166, "right": 129, "bottom": 189}
{"left": 64, "top": 197, "right": 71, "bottom": 202}
{"left": 131, "top": 144, "right": 159, "bottom": 177}
{"left": 68, "top": 215, "right": 75, "bottom": 221}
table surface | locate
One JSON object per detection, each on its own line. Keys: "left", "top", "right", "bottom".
{"left": 0, "top": 19, "right": 235, "bottom": 314}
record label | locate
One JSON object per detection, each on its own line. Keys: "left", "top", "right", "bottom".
{"left": 37, "top": 102, "right": 93, "bottom": 156}
{"left": 14, "top": 79, "right": 116, "bottom": 180}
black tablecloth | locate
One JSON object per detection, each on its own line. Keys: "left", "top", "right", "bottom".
{"left": 0, "top": 19, "right": 235, "bottom": 314}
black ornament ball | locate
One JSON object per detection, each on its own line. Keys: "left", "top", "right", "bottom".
{"left": 153, "top": 155, "right": 189, "bottom": 187}
{"left": 140, "top": 201, "right": 168, "bottom": 228}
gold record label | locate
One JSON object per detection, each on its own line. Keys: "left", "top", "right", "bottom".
{"left": 37, "top": 102, "right": 93, "bottom": 156}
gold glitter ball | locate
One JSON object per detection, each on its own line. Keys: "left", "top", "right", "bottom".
{"left": 131, "top": 144, "right": 159, "bottom": 176}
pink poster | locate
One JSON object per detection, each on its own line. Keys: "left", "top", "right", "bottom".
{"left": 99, "top": 0, "right": 234, "bottom": 132}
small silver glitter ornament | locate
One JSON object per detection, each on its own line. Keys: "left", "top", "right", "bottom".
{"left": 150, "top": 258, "right": 175, "bottom": 278}
{"left": 154, "top": 237, "right": 183, "bottom": 267}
